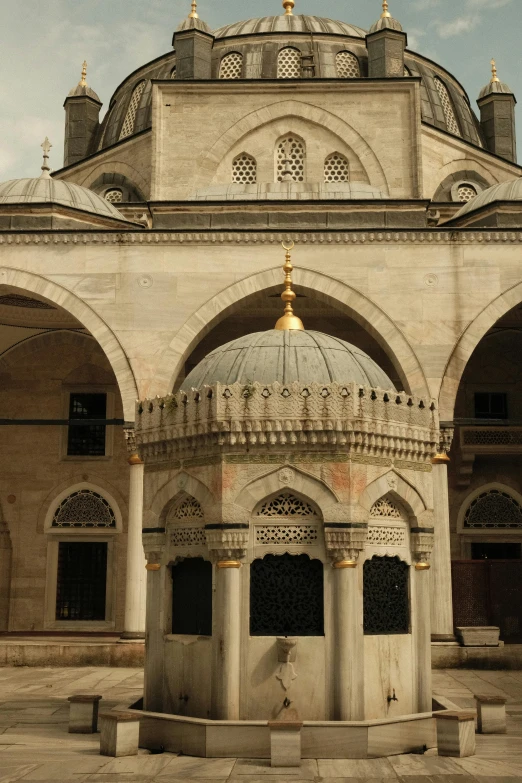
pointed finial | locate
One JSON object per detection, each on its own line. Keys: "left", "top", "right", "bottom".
{"left": 282, "top": 0, "right": 295, "bottom": 16}
{"left": 274, "top": 242, "right": 304, "bottom": 331}
{"left": 381, "top": 0, "right": 391, "bottom": 18}
{"left": 491, "top": 58, "right": 500, "bottom": 83}
{"left": 80, "top": 60, "right": 87, "bottom": 87}
{"left": 40, "top": 138, "right": 52, "bottom": 179}
{"left": 189, "top": 0, "right": 198, "bottom": 18}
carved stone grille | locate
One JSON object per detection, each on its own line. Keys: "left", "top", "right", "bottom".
{"left": 120, "top": 81, "right": 146, "bottom": 140}
{"left": 219, "top": 52, "right": 243, "bottom": 79}
{"left": 232, "top": 153, "right": 257, "bottom": 184}
{"left": 276, "top": 137, "right": 305, "bottom": 182}
{"left": 324, "top": 153, "right": 349, "bottom": 183}
{"left": 457, "top": 184, "right": 477, "bottom": 203}
{"left": 105, "top": 189, "right": 123, "bottom": 203}
{"left": 170, "top": 527, "right": 206, "bottom": 547}
{"left": 434, "top": 77, "right": 461, "bottom": 137}
{"left": 255, "top": 525, "right": 318, "bottom": 545}
{"left": 463, "top": 430, "right": 522, "bottom": 446}
{"left": 464, "top": 489, "right": 522, "bottom": 529}
{"left": 250, "top": 553, "right": 324, "bottom": 635}
{"left": 170, "top": 496, "right": 204, "bottom": 520}
{"left": 52, "top": 489, "right": 116, "bottom": 528}
{"left": 367, "top": 526, "right": 406, "bottom": 547}
{"left": 370, "top": 498, "right": 402, "bottom": 519}
{"left": 277, "top": 47, "right": 301, "bottom": 78}
{"left": 363, "top": 555, "right": 410, "bottom": 635}
{"left": 257, "top": 493, "right": 317, "bottom": 518}
{"left": 0, "top": 294, "right": 54, "bottom": 309}
{"left": 335, "top": 51, "right": 360, "bottom": 78}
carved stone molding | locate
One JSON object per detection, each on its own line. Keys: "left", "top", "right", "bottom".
{"left": 410, "top": 529, "right": 435, "bottom": 564}
{"left": 324, "top": 523, "right": 369, "bottom": 563}
{"left": 205, "top": 526, "right": 249, "bottom": 562}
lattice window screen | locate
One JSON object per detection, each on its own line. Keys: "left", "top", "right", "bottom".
{"left": 105, "top": 189, "right": 123, "bottom": 203}
{"left": 277, "top": 47, "right": 301, "bottom": 78}
{"left": 457, "top": 184, "right": 477, "bottom": 203}
{"left": 232, "top": 153, "right": 257, "bottom": 184}
{"left": 119, "top": 81, "right": 146, "bottom": 140}
{"left": 52, "top": 489, "right": 116, "bottom": 528}
{"left": 434, "top": 77, "right": 461, "bottom": 136}
{"left": 170, "top": 528, "right": 207, "bottom": 546}
{"left": 170, "top": 496, "right": 204, "bottom": 520}
{"left": 219, "top": 52, "right": 243, "bottom": 79}
{"left": 464, "top": 489, "right": 522, "bottom": 529}
{"left": 363, "top": 555, "right": 410, "bottom": 634}
{"left": 257, "top": 492, "right": 317, "bottom": 518}
{"left": 324, "top": 153, "right": 349, "bottom": 183}
{"left": 335, "top": 51, "right": 360, "bottom": 78}
{"left": 276, "top": 136, "right": 305, "bottom": 182}
{"left": 370, "top": 497, "right": 403, "bottom": 519}
{"left": 255, "top": 525, "right": 319, "bottom": 545}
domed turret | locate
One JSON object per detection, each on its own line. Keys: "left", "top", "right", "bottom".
{"left": 67, "top": 60, "right": 101, "bottom": 102}
{"left": 368, "top": 0, "right": 403, "bottom": 33}
{"left": 477, "top": 59, "right": 517, "bottom": 163}
{"left": 479, "top": 58, "right": 514, "bottom": 99}
{"left": 176, "top": 0, "right": 212, "bottom": 35}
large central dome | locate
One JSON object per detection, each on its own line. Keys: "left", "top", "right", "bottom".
{"left": 213, "top": 15, "right": 366, "bottom": 39}
{"left": 181, "top": 330, "right": 394, "bottom": 391}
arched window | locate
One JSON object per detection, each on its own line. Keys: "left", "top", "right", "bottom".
{"left": 464, "top": 489, "right": 522, "bottom": 529}
{"left": 335, "top": 51, "right": 360, "bottom": 78}
{"left": 232, "top": 153, "right": 257, "bottom": 184}
{"left": 363, "top": 555, "right": 410, "bottom": 634}
{"left": 219, "top": 52, "right": 243, "bottom": 79}
{"left": 324, "top": 152, "right": 349, "bottom": 183}
{"left": 250, "top": 553, "right": 324, "bottom": 635}
{"left": 434, "top": 77, "right": 461, "bottom": 137}
{"left": 170, "top": 495, "right": 204, "bottom": 520}
{"left": 457, "top": 183, "right": 478, "bottom": 203}
{"left": 172, "top": 558, "right": 212, "bottom": 635}
{"left": 119, "top": 81, "right": 146, "bottom": 140}
{"left": 167, "top": 494, "right": 206, "bottom": 547}
{"left": 276, "top": 135, "right": 305, "bottom": 182}
{"left": 170, "top": 66, "right": 176, "bottom": 79}
{"left": 104, "top": 188, "right": 123, "bottom": 204}
{"left": 277, "top": 47, "right": 301, "bottom": 79}
{"left": 52, "top": 489, "right": 116, "bottom": 528}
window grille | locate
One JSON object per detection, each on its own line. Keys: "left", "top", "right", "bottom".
{"left": 474, "top": 392, "right": 508, "bottom": 420}
{"left": 52, "top": 489, "right": 116, "bottom": 528}
{"left": 257, "top": 492, "right": 317, "bottom": 517}
{"left": 170, "top": 496, "right": 204, "bottom": 520}
{"left": 276, "top": 136, "right": 305, "bottom": 182}
{"left": 0, "top": 294, "right": 54, "bottom": 309}
{"left": 219, "top": 52, "right": 243, "bottom": 79}
{"left": 434, "top": 77, "right": 461, "bottom": 136}
{"left": 119, "top": 81, "right": 146, "bottom": 140}
{"left": 335, "top": 51, "right": 360, "bottom": 78}
{"left": 170, "top": 528, "right": 206, "bottom": 547}
{"left": 457, "top": 184, "right": 477, "bottom": 203}
{"left": 255, "top": 525, "right": 318, "bottom": 545}
{"left": 105, "top": 189, "right": 123, "bottom": 203}
{"left": 232, "top": 153, "right": 257, "bottom": 184}
{"left": 55, "top": 542, "right": 107, "bottom": 621}
{"left": 250, "top": 553, "right": 324, "bottom": 635}
{"left": 172, "top": 558, "right": 212, "bottom": 635}
{"left": 363, "top": 555, "right": 410, "bottom": 635}
{"left": 370, "top": 497, "right": 402, "bottom": 519}
{"left": 324, "top": 152, "right": 349, "bottom": 183}
{"left": 277, "top": 47, "right": 301, "bottom": 79}
{"left": 464, "top": 489, "right": 522, "bottom": 529}
{"left": 67, "top": 393, "right": 107, "bottom": 457}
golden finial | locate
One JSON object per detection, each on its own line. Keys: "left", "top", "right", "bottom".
{"left": 282, "top": 0, "right": 295, "bottom": 16}
{"left": 40, "top": 137, "right": 52, "bottom": 179}
{"left": 274, "top": 242, "right": 304, "bottom": 331}
{"left": 490, "top": 58, "right": 500, "bottom": 83}
{"left": 381, "top": 0, "right": 391, "bottom": 18}
{"left": 80, "top": 61, "right": 87, "bottom": 87}
{"left": 189, "top": 0, "right": 198, "bottom": 18}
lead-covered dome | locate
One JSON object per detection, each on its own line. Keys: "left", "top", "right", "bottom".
{"left": 181, "top": 329, "right": 394, "bottom": 391}
{"left": 454, "top": 177, "right": 522, "bottom": 219}
{"left": 0, "top": 177, "right": 127, "bottom": 221}
{"left": 214, "top": 15, "right": 366, "bottom": 38}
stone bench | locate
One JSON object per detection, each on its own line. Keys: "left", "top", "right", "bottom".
{"left": 99, "top": 711, "right": 140, "bottom": 757}
{"left": 475, "top": 694, "right": 507, "bottom": 734}
{"left": 268, "top": 721, "right": 302, "bottom": 767}
{"left": 435, "top": 711, "right": 476, "bottom": 758}
{"left": 67, "top": 694, "right": 102, "bottom": 734}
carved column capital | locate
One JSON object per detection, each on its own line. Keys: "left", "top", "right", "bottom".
{"left": 324, "top": 514, "right": 369, "bottom": 566}
{"left": 142, "top": 532, "right": 166, "bottom": 565}
{"left": 410, "top": 527, "right": 435, "bottom": 569}
{"left": 206, "top": 524, "right": 249, "bottom": 563}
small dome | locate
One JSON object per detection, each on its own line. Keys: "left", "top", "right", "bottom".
{"left": 454, "top": 177, "right": 522, "bottom": 219}
{"left": 479, "top": 80, "right": 514, "bottom": 100}
{"left": 67, "top": 83, "right": 101, "bottom": 102}
{"left": 368, "top": 15, "right": 403, "bottom": 34}
{"left": 177, "top": 16, "right": 212, "bottom": 34}
{"left": 0, "top": 177, "right": 128, "bottom": 221}
{"left": 181, "top": 329, "right": 394, "bottom": 391}
{"left": 213, "top": 15, "right": 366, "bottom": 39}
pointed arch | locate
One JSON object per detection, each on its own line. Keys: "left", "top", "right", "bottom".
{"left": 234, "top": 465, "right": 338, "bottom": 516}
{"left": 146, "top": 472, "right": 215, "bottom": 528}
{"left": 0, "top": 267, "right": 137, "bottom": 420}
{"left": 358, "top": 470, "right": 428, "bottom": 522}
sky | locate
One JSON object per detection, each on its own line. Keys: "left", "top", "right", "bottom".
{"left": 0, "top": 0, "right": 520, "bottom": 181}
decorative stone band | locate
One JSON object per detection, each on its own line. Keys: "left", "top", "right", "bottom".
{"left": 324, "top": 522, "right": 368, "bottom": 563}
{"left": 135, "top": 381, "right": 438, "bottom": 463}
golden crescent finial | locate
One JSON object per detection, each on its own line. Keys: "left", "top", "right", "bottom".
{"left": 189, "top": 0, "right": 198, "bottom": 18}
{"left": 274, "top": 242, "right": 304, "bottom": 331}
{"left": 490, "top": 58, "right": 500, "bottom": 83}
{"left": 381, "top": 0, "right": 391, "bottom": 18}
{"left": 282, "top": 0, "right": 295, "bottom": 16}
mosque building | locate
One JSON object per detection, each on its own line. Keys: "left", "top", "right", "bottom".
{"left": 1, "top": 0, "right": 522, "bottom": 679}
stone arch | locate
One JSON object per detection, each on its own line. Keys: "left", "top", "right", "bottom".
{"left": 195, "top": 99, "right": 388, "bottom": 194}
{"left": 76, "top": 161, "right": 149, "bottom": 201}
{"left": 439, "top": 282, "right": 522, "bottom": 421}
{"left": 0, "top": 268, "right": 138, "bottom": 420}
{"left": 358, "top": 470, "right": 428, "bottom": 523}
{"left": 158, "top": 266, "right": 429, "bottom": 399}
{"left": 146, "top": 472, "right": 215, "bottom": 529}
{"left": 38, "top": 476, "right": 127, "bottom": 534}
{"left": 427, "top": 158, "right": 497, "bottom": 201}
{"left": 456, "top": 482, "right": 522, "bottom": 534}
{"left": 234, "top": 465, "right": 338, "bottom": 516}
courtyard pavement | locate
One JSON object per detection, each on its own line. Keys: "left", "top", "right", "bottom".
{"left": 1, "top": 667, "right": 522, "bottom": 781}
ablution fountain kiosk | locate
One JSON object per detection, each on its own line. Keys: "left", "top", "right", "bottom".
{"left": 134, "top": 244, "right": 442, "bottom": 758}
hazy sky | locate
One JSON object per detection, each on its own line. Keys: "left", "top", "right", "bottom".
{"left": 1, "top": 0, "right": 520, "bottom": 180}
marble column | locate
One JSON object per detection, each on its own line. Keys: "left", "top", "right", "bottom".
{"left": 412, "top": 531, "right": 435, "bottom": 713}
{"left": 142, "top": 540, "right": 167, "bottom": 712}
{"left": 0, "top": 522, "right": 12, "bottom": 632}
{"left": 332, "top": 557, "right": 364, "bottom": 720}
{"left": 121, "top": 454, "right": 146, "bottom": 640}
{"left": 214, "top": 558, "right": 242, "bottom": 720}
{"left": 430, "top": 454, "right": 455, "bottom": 641}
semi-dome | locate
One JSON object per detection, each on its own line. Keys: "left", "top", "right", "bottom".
{"left": 0, "top": 177, "right": 128, "bottom": 221}
{"left": 454, "top": 177, "right": 522, "bottom": 219}
{"left": 181, "top": 329, "right": 394, "bottom": 391}
{"left": 213, "top": 15, "right": 366, "bottom": 39}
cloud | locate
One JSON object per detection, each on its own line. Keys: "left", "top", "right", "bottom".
{"left": 465, "top": 0, "right": 512, "bottom": 7}
{"left": 434, "top": 14, "right": 481, "bottom": 38}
